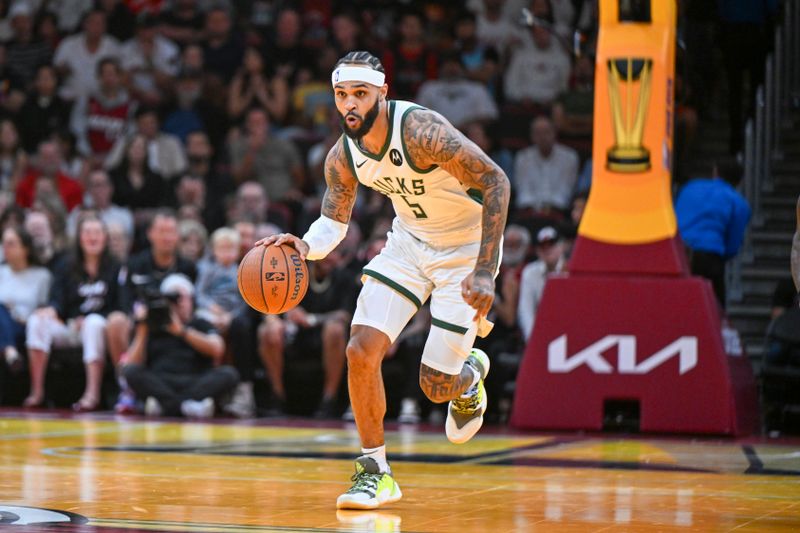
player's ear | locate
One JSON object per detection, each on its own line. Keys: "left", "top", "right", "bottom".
{"left": 380, "top": 84, "right": 388, "bottom": 100}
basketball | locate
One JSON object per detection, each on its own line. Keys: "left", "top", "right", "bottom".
{"left": 237, "top": 244, "right": 308, "bottom": 314}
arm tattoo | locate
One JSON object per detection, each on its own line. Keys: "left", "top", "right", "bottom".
{"left": 404, "top": 109, "right": 510, "bottom": 275}
{"left": 404, "top": 109, "right": 461, "bottom": 164}
{"left": 419, "top": 364, "right": 474, "bottom": 403}
{"left": 321, "top": 139, "right": 358, "bottom": 224}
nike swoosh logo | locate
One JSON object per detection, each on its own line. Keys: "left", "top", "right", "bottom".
{"left": 356, "top": 160, "right": 367, "bottom": 168}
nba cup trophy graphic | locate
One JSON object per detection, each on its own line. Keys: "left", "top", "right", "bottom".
{"left": 606, "top": 58, "right": 652, "bottom": 173}
{"left": 510, "top": 0, "right": 757, "bottom": 434}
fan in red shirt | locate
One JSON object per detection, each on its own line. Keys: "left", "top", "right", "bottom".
{"left": 16, "top": 140, "right": 83, "bottom": 211}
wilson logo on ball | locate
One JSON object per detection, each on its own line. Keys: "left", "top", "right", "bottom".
{"left": 289, "top": 254, "right": 305, "bottom": 300}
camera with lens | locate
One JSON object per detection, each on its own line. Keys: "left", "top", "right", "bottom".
{"left": 135, "top": 282, "right": 180, "bottom": 331}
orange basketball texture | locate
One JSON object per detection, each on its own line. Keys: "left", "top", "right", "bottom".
{"left": 237, "top": 244, "right": 309, "bottom": 314}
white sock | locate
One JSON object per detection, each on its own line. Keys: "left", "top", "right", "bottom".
{"left": 361, "top": 445, "right": 390, "bottom": 473}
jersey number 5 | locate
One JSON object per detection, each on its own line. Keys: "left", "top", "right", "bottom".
{"left": 400, "top": 195, "right": 428, "bottom": 219}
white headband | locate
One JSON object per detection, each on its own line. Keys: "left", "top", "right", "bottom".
{"left": 331, "top": 66, "right": 385, "bottom": 88}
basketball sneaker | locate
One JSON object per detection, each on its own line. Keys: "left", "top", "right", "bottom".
{"left": 446, "top": 348, "right": 490, "bottom": 444}
{"left": 336, "top": 456, "right": 402, "bottom": 510}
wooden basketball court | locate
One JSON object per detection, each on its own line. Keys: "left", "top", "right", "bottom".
{"left": 0, "top": 410, "right": 798, "bottom": 531}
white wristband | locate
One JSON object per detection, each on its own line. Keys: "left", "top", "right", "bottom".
{"left": 302, "top": 215, "right": 348, "bottom": 261}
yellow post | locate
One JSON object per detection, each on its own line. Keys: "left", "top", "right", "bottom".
{"left": 578, "top": 0, "right": 677, "bottom": 245}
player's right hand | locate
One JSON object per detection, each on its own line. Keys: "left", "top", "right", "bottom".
{"left": 255, "top": 233, "right": 310, "bottom": 261}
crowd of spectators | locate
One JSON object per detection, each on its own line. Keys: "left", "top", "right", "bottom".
{"left": 0, "top": 0, "right": 763, "bottom": 422}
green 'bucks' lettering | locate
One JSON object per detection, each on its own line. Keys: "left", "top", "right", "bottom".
{"left": 370, "top": 177, "right": 426, "bottom": 197}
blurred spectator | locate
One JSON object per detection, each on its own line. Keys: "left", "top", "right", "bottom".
{"left": 34, "top": 11, "right": 62, "bottom": 53}
{"left": 229, "top": 107, "right": 304, "bottom": 202}
{"left": 202, "top": 6, "right": 244, "bottom": 84}
{"left": 107, "top": 220, "right": 131, "bottom": 263}
{"left": 227, "top": 46, "right": 289, "bottom": 125}
{"left": 463, "top": 121, "right": 513, "bottom": 181}
{"left": 162, "top": 68, "right": 227, "bottom": 148}
{"left": 382, "top": 9, "right": 437, "bottom": 100}
{"left": 307, "top": 107, "right": 342, "bottom": 194}
{"left": 107, "top": 209, "right": 197, "bottom": 370}
{"left": 53, "top": 130, "right": 89, "bottom": 183}
{"left": 0, "top": 226, "right": 52, "bottom": 369}
{"left": 105, "top": 106, "right": 187, "bottom": 181}
{"left": 512, "top": 116, "right": 579, "bottom": 214}
{"left": 181, "top": 42, "right": 204, "bottom": 71}
{"left": 71, "top": 57, "right": 135, "bottom": 165}
{"left": 235, "top": 0, "right": 278, "bottom": 46}
{"left": 453, "top": 12, "right": 501, "bottom": 94}
{"left": 183, "top": 130, "right": 232, "bottom": 201}
{"left": 518, "top": 225, "right": 567, "bottom": 340}
{"left": 0, "top": 119, "right": 27, "bottom": 193}
{"left": 195, "top": 227, "right": 244, "bottom": 333}
{"left": 18, "top": 64, "right": 73, "bottom": 153}
{"left": 159, "top": 0, "right": 204, "bottom": 46}
{"left": 675, "top": 161, "right": 751, "bottom": 307}
{"left": 5, "top": 2, "right": 52, "bottom": 87}
{"left": 53, "top": 9, "right": 122, "bottom": 101}
{"left": 261, "top": 8, "right": 312, "bottom": 83}
{"left": 416, "top": 52, "right": 498, "bottom": 129}
{"left": 47, "top": 0, "right": 94, "bottom": 35}
{"left": 540, "top": 0, "right": 575, "bottom": 44}
{"left": 177, "top": 218, "right": 207, "bottom": 263}
{"left": 504, "top": 21, "right": 570, "bottom": 105}
{"left": 25, "top": 213, "right": 122, "bottom": 410}
{"left": 96, "top": 0, "right": 136, "bottom": 42}
{"left": 174, "top": 173, "right": 225, "bottom": 232}
{"left": 16, "top": 140, "right": 83, "bottom": 211}
{"left": 496, "top": 224, "right": 530, "bottom": 317}
{"left": 67, "top": 170, "right": 134, "bottom": 241}
{"left": 229, "top": 181, "right": 269, "bottom": 226}
{"left": 476, "top": 223, "right": 529, "bottom": 356}
{"left": 330, "top": 10, "right": 366, "bottom": 56}
{"left": 291, "top": 45, "right": 338, "bottom": 135}
{"left": 0, "top": 43, "right": 26, "bottom": 115}
{"left": 108, "top": 134, "right": 169, "bottom": 223}
{"left": 473, "top": 0, "right": 527, "bottom": 58}
{"left": 0, "top": 204, "right": 26, "bottom": 233}
{"left": 121, "top": 273, "right": 238, "bottom": 418}
{"left": 24, "top": 208, "right": 65, "bottom": 269}
{"left": 552, "top": 54, "right": 594, "bottom": 157}
{"left": 121, "top": 13, "right": 180, "bottom": 107}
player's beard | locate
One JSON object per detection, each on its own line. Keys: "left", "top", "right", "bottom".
{"left": 340, "top": 97, "right": 380, "bottom": 140}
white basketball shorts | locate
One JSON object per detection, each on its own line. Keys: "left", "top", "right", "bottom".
{"left": 352, "top": 221, "right": 496, "bottom": 375}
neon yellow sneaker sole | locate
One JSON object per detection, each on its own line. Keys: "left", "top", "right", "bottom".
{"left": 336, "top": 456, "right": 403, "bottom": 510}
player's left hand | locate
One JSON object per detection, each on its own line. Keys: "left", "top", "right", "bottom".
{"left": 461, "top": 270, "right": 495, "bottom": 322}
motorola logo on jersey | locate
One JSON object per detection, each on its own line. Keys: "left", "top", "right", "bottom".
{"left": 389, "top": 149, "right": 403, "bottom": 166}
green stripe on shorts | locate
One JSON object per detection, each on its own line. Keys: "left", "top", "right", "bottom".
{"left": 362, "top": 269, "right": 422, "bottom": 309}
{"left": 431, "top": 317, "right": 468, "bottom": 335}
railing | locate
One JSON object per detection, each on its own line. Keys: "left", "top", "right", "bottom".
{"left": 726, "top": 0, "right": 800, "bottom": 305}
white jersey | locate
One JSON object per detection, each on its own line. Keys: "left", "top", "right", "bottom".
{"left": 343, "top": 100, "right": 483, "bottom": 248}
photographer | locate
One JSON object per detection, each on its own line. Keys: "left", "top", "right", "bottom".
{"left": 121, "top": 273, "right": 239, "bottom": 418}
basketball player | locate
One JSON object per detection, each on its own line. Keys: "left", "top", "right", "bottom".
{"left": 257, "top": 51, "right": 510, "bottom": 510}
